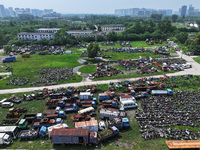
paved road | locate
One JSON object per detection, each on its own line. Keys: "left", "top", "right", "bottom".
{"left": 0, "top": 50, "right": 200, "bottom": 94}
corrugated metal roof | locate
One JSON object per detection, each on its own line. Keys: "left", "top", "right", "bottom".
{"left": 50, "top": 129, "right": 89, "bottom": 136}
{"left": 99, "top": 93, "right": 110, "bottom": 96}
{"left": 120, "top": 95, "right": 132, "bottom": 98}
{"left": 75, "top": 120, "right": 98, "bottom": 128}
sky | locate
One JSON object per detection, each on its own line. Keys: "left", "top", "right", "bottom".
{"left": 0, "top": 0, "right": 200, "bottom": 14}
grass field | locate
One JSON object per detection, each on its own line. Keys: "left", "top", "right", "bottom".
{"left": 0, "top": 75, "right": 200, "bottom": 149}
{"left": 172, "top": 23, "right": 188, "bottom": 28}
{"left": 194, "top": 57, "right": 200, "bottom": 64}
{"left": 104, "top": 52, "right": 160, "bottom": 60}
{"left": 79, "top": 65, "right": 97, "bottom": 73}
{"left": 99, "top": 41, "right": 166, "bottom": 49}
{"left": 0, "top": 53, "right": 82, "bottom": 89}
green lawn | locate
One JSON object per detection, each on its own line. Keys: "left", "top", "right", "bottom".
{"left": 0, "top": 53, "right": 82, "bottom": 89}
{"left": 104, "top": 52, "right": 160, "bottom": 60}
{"left": 172, "top": 23, "right": 188, "bottom": 28}
{"left": 130, "top": 41, "right": 166, "bottom": 48}
{"left": 79, "top": 65, "right": 97, "bottom": 73}
{"left": 194, "top": 57, "right": 200, "bottom": 64}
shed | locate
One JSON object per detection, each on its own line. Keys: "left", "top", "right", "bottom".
{"left": 120, "top": 95, "right": 135, "bottom": 102}
{"left": 75, "top": 120, "right": 98, "bottom": 132}
{"left": 80, "top": 92, "right": 91, "bottom": 100}
{"left": 50, "top": 128, "right": 89, "bottom": 145}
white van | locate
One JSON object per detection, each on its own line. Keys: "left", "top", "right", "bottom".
{"left": 121, "top": 100, "right": 138, "bottom": 109}
{"left": 1, "top": 102, "right": 14, "bottom": 108}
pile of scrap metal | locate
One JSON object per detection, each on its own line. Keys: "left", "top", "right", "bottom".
{"left": 91, "top": 62, "right": 121, "bottom": 78}
{"left": 31, "top": 67, "right": 73, "bottom": 86}
{"left": 6, "top": 77, "right": 29, "bottom": 86}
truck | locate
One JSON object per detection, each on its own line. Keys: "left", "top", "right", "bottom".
{"left": 18, "top": 129, "right": 39, "bottom": 140}
{"left": 23, "top": 114, "right": 36, "bottom": 122}
{"left": 99, "top": 93, "right": 110, "bottom": 101}
{"left": 102, "top": 99, "right": 118, "bottom": 108}
{"left": 134, "top": 92, "right": 148, "bottom": 99}
{"left": 2, "top": 57, "right": 16, "bottom": 63}
{"left": 64, "top": 104, "right": 78, "bottom": 112}
{"left": 78, "top": 107, "right": 95, "bottom": 116}
{"left": 151, "top": 89, "right": 173, "bottom": 95}
{"left": 43, "top": 110, "right": 56, "bottom": 115}
{"left": 98, "top": 126, "right": 119, "bottom": 142}
{"left": 0, "top": 126, "right": 19, "bottom": 139}
{"left": 99, "top": 108, "right": 126, "bottom": 120}
{"left": 22, "top": 53, "right": 30, "bottom": 58}
{"left": 18, "top": 119, "right": 28, "bottom": 129}
{"left": 50, "top": 129, "right": 98, "bottom": 146}
{"left": 31, "top": 118, "right": 60, "bottom": 128}
{"left": 71, "top": 114, "right": 91, "bottom": 122}
{"left": 47, "top": 123, "right": 69, "bottom": 137}
{"left": 107, "top": 117, "right": 130, "bottom": 129}
{"left": 39, "top": 126, "right": 47, "bottom": 138}
{"left": 46, "top": 111, "right": 66, "bottom": 119}
{"left": 0, "top": 133, "right": 13, "bottom": 145}
{"left": 46, "top": 99, "right": 61, "bottom": 108}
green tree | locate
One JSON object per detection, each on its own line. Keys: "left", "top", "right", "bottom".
{"left": 3, "top": 45, "right": 12, "bottom": 54}
{"left": 106, "top": 32, "right": 118, "bottom": 41}
{"left": 96, "top": 35, "right": 105, "bottom": 42}
{"left": 176, "top": 32, "right": 188, "bottom": 44}
{"left": 150, "top": 14, "right": 163, "bottom": 22}
{"left": 87, "top": 43, "right": 100, "bottom": 58}
{"left": 172, "top": 15, "right": 178, "bottom": 23}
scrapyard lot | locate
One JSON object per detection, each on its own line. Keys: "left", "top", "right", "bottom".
{"left": 0, "top": 75, "right": 200, "bottom": 149}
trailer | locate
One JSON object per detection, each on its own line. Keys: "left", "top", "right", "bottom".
{"left": 43, "top": 110, "right": 56, "bottom": 115}
{"left": 18, "top": 129, "right": 39, "bottom": 140}
{"left": 50, "top": 129, "right": 89, "bottom": 145}
{"left": 46, "top": 99, "right": 61, "bottom": 108}
{"left": 78, "top": 107, "right": 95, "bottom": 116}
{"left": 151, "top": 89, "right": 173, "bottom": 95}
{"left": 80, "top": 92, "right": 92, "bottom": 100}
{"left": 0, "top": 119, "right": 20, "bottom": 125}
{"left": 0, "top": 126, "right": 19, "bottom": 139}
{"left": 71, "top": 114, "right": 91, "bottom": 122}
{"left": 2, "top": 57, "right": 16, "bottom": 63}
{"left": 98, "top": 126, "right": 119, "bottom": 142}
{"left": 23, "top": 114, "right": 36, "bottom": 122}
{"left": 46, "top": 111, "right": 66, "bottom": 119}
{"left": 75, "top": 120, "right": 98, "bottom": 132}
{"left": 107, "top": 118, "right": 129, "bottom": 129}
{"left": 31, "top": 118, "right": 59, "bottom": 128}
{"left": 99, "top": 109, "right": 121, "bottom": 120}
{"left": 99, "top": 93, "right": 110, "bottom": 101}
{"left": 102, "top": 100, "right": 118, "bottom": 108}
{"left": 47, "top": 123, "right": 69, "bottom": 137}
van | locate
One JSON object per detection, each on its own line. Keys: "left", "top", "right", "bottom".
{"left": 1, "top": 102, "right": 14, "bottom": 108}
{"left": 0, "top": 98, "right": 8, "bottom": 106}
{"left": 121, "top": 100, "right": 138, "bottom": 109}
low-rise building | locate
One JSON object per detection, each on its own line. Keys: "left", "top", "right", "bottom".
{"left": 17, "top": 32, "right": 55, "bottom": 41}
{"left": 101, "top": 25, "right": 125, "bottom": 34}
{"left": 37, "top": 28, "right": 60, "bottom": 33}
{"left": 66, "top": 30, "right": 100, "bottom": 38}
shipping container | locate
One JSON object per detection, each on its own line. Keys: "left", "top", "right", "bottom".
{"left": 75, "top": 120, "right": 98, "bottom": 132}
{"left": 50, "top": 129, "right": 89, "bottom": 145}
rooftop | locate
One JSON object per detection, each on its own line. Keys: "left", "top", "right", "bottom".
{"left": 50, "top": 128, "right": 89, "bottom": 136}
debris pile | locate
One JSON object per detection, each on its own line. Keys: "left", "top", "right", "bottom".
{"left": 6, "top": 77, "right": 29, "bottom": 86}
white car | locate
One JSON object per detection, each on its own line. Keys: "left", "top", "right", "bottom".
{"left": 1, "top": 102, "right": 14, "bottom": 108}
{"left": 99, "top": 121, "right": 106, "bottom": 131}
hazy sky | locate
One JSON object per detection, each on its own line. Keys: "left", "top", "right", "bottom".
{"left": 1, "top": 0, "right": 200, "bottom": 14}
